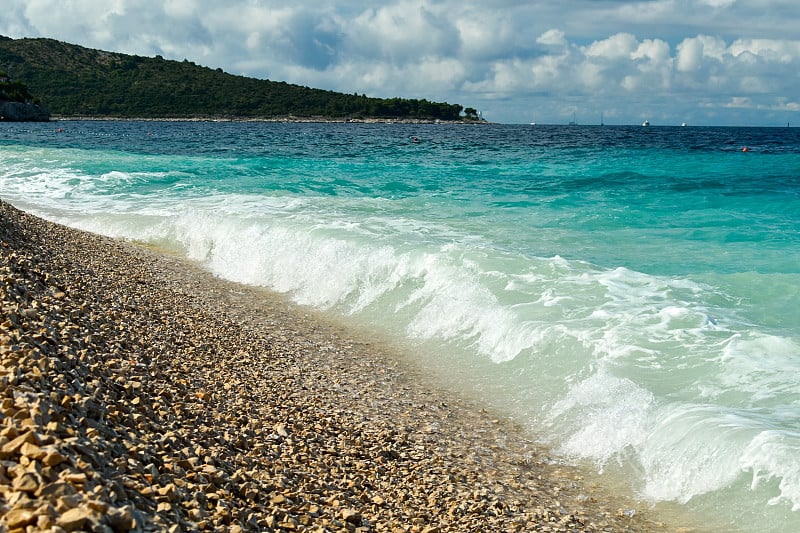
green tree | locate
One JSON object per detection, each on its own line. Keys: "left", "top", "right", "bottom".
{"left": 463, "top": 107, "right": 479, "bottom": 120}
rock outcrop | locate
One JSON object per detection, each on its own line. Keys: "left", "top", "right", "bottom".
{"left": 0, "top": 100, "right": 50, "bottom": 121}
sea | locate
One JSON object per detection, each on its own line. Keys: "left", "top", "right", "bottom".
{"left": 2, "top": 120, "right": 799, "bottom": 532}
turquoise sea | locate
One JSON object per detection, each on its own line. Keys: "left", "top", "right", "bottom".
{"left": 2, "top": 120, "right": 800, "bottom": 532}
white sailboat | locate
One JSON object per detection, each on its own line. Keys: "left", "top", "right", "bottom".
{"left": 568, "top": 112, "right": 577, "bottom": 126}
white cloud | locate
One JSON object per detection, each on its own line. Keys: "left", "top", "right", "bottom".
{"left": 724, "top": 96, "right": 754, "bottom": 108}
{"left": 348, "top": 2, "right": 460, "bottom": 63}
{"left": 1, "top": 0, "right": 799, "bottom": 124}
{"left": 676, "top": 38, "right": 703, "bottom": 72}
{"left": 730, "top": 39, "right": 800, "bottom": 63}
{"left": 454, "top": 10, "right": 515, "bottom": 59}
{"left": 698, "top": 0, "right": 736, "bottom": 8}
{"left": 621, "top": 75, "right": 640, "bottom": 92}
{"left": 530, "top": 55, "right": 564, "bottom": 89}
{"left": 537, "top": 29, "right": 567, "bottom": 47}
{"left": 20, "top": 0, "right": 126, "bottom": 46}
{"left": 575, "top": 62, "right": 605, "bottom": 90}
{"left": 162, "top": 0, "right": 198, "bottom": 18}
{"left": 615, "top": 0, "right": 680, "bottom": 25}
{"left": 632, "top": 39, "right": 671, "bottom": 64}
{"left": 584, "top": 33, "right": 638, "bottom": 60}
{"left": 739, "top": 76, "right": 769, "bottom": 93}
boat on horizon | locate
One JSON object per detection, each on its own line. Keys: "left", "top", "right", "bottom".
{"left": 642, "top": 120, "right": 650, "bottom": 127}
{"left": 568, "top": 112, "right": 577, "bottom": 126}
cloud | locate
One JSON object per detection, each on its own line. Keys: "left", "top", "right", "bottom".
{"left": 537, "top": 29, "right": 567, "bottom": 48}
{"left": 1, "top": 0, "right": 800, "bottom": 124}
{"left": 677, "top": 35, "right": 719, "bottom": 72}
{"left": 699, "top": 0, "right": 736, "bottom": 7}
{"left": 584, "top": 33, "right": 638, "bottom": 60}
{"left": 163, "top": 0, "right": 199, "bottom": 19}
{"left": 347, "top": 2, "right": 461, "bottom": 64}
{"left": 730, "top": 39, "right": 800, "bottom": 63}
{"left": 454, "top": 9, "right": 516, "bottom": 60}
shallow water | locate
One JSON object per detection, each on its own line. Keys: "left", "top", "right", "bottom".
{"left": 2, "top": 120, "right": 800, "bottom": 532}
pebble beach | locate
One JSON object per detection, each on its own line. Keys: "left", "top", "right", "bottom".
{"left": 0, "top": 199, "right": 679, "bottom": 532}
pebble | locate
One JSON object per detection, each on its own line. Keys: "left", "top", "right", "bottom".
{"left": 0, "top": 200, "right": 674, "bottom": 532}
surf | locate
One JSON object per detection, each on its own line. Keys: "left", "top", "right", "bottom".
{"left": 3, "top": 120, "right": 800, "bottom": 532}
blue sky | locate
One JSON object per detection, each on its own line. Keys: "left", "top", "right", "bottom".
{"left": 3, "top": 0, "right": 800, "bottom": 125}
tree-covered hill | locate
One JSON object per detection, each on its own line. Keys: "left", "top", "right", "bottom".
{"left": 0, "top": 36, "right": 468, "bottom": 121}
{"left": 0, "top": 71, "right": 35, "bottom": 104}
{"left": 0, "top": 68, "right": 49, "bottom": 121}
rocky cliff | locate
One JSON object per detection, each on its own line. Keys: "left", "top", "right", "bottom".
{"left": 0, "top": 100, "right": 50, "bottom": 121}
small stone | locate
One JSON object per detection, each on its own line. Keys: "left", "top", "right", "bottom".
{"left": 36, "top": 512, "right": 56, "bottom": 530}
{"left": 56, "top": 493, "right": 84, "bottom": 512}
{"left": 1, "top": 430, "right": 38, "bottom": 457}
{"left": 42, "top": 450, "right": 68, "bottom": 466}
{"left": 341, "top": 509, "right": 361, "bottom": 523}
{"left": 86, "top": 499, "right": 109, "bottom": 513}
{"left": 4, "top": 508, "right": 37, "bottom": 529}
{"left": 106, "top": 505, "right": 135, "bottom": 530}
{"left": 20, "top": 441, "right": 46, "bottom": 459}
{"left": 13, "top": 470, "right": 42, "bottom": 493}
{"left": 157, "top": 483, "right": 177, "bottom": 501}
{"left": 38, "top": 481, "right": 78, "bottom": 499}
{"left": 63, "top": 471, "right": 88, "bottom": 484}
{"left": 56, "top": 507, "right": 90, "bottom": 531}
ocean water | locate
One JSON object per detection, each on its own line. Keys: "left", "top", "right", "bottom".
{"left": 2, "top": 120, "right": 800, "bottom": 531}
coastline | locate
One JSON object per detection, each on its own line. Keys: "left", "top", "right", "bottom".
{"left": 47, "top": 115, "right": 488, "bottom": 125}
{"left": 1, "top": 200, "right": 680, "bottom": 532}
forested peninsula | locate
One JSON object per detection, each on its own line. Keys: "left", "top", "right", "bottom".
{"left": 0, "top": 36, "right": 476, "bottom": 122}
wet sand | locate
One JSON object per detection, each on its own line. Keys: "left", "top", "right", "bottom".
{"left": 0, "top": 200, "right": 682, "bottom": 532}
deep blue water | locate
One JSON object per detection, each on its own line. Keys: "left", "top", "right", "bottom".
{"left": 2, "top": 120, "right": 800, "bottom": 532}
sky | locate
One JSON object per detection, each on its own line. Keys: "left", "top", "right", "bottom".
{"left": 2, "top": 0, "right": 800, "bottom": 125}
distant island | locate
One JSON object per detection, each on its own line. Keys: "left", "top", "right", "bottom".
{"left": 0, "top": 36, "right": 480, "bottom": 123}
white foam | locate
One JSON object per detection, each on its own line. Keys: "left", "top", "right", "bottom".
{"left": 718, "top": 335, "right": 800, "bottom": 404}
{"left": 741, "top": 430, "right": 800, "bottom": 510}
{"left": 548, "top": 371, "right": 654, "bottom": 467}
{"left": 168, "top": 211, "right": 558, "bottom": 363}
{"left": 638, "top": 406, "right": 748, "bottom": 503}
{"left": 524, "top": 262, "right": 800, "bottom": 516}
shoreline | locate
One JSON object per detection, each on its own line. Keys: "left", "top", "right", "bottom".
{"left": 1, "top": 200, "right": 683, "bottom": 532}
{"left": 48, "top": 115, "right": 489, "bottom": 125}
